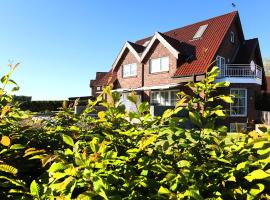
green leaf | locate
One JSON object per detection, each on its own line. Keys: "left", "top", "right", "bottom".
{"left": 245, "top": 169, "right": 270, "bottom": 182}
{"left": 62, "top": 134, "right": 75, "bottom": 147}
{"left": 189, "top": 111, "right": 202, "bottom": 127}
{"left": 177, "top": 160, "right": 191, "bottom": 168}
{"left": 158, "top": 186, "right": 171, "bottom": 195}
{"left": 0, "top": 164, "right": 18, "bottom": 175}
{"left": 138, "top": 102, "right": 149, "bottom": 113}
{"left": 215, "top": 110, "right": 226, "bottom": 117}
{"left": 30, "top": 180, "right": 40, "bottom": 199}
{"left": 249, "top": 183, "right": 265, "bottom": 197}
{"left": 219, "top": 95, "right": 233, "bottom": 103}
{"left": 236, "top": 161, "right": 249, "bottom": 170}
{"left": 10, "top": 144, "right": 25, "bottom": 150}
{"left": 48, "top": 162, "right": 65, "bottom": 173}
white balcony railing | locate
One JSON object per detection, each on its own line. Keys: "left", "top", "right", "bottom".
{"left": 218, "top": 64, "right": 262, "bottom": 79}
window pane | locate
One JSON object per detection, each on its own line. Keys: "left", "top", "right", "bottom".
{"left": 130, "top": 64, "right": 137, "bottom": 76}
{"left": 160, "top": 92, "right": 165, "bottom": 105}
{"left": 170, "top": 91, "right": 177, "bottom": 106}
{"left": 151, "top": 92, "right": 159, "bottom": 104}
{"left": 161, "top": 57, "right": 169, "bottom": 71}
{"left": 123, "top": 65, "right": 130, "bottom": 77}
{"left": 150, "top": 59, "right": 160, "bottom": 73}
{"left": 230, "top": 89, "right": 247, "bottom": 116}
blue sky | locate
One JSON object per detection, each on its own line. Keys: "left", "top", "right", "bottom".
{"left": 0, "top": 0, "right": 269, "bottom": 100}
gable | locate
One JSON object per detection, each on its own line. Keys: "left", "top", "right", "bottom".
{"left": 136, "top": 11, "right": 238, "bottom": 76}
{"left": 112, "top": 42, "right": 143, "bottom": 71}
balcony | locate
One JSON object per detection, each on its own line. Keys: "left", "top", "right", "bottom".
{"left": 216, "top": 64, "right": 263, "bottom": 85}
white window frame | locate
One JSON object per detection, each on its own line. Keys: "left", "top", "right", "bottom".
{"left": 96, "top": 86, "right": 102, "bottom": 91}
{"left": 230, "top": 123, "right": 247, "bottom": 132}
{"left": 230, "top": 31, "right": 235, "bottom": 43}
{"left": 216, "top": 55, "right": 226, "bottom": 76}
{"left": 123, "top": 63, "right": 137, "bottom": 77}
{"left": 230, "top": 88, "right": 247, "bottom": 117}
{"left": 150, "top": 90, "right": 178, "bottom": 106}
{"left": 150, "top": 57, "right": 169, "bottom": 73}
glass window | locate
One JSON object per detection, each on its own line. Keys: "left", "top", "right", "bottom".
{"left": 150, "top": 57, "right": 169, "bottom": 73}
{"left": 170, "top": 91, "right": 178, "bottom": 106}
{"left": 161, "top": 57, "right": 169, "bottom": 71}
{"left": 230, "top": 89, "right": 247, "bottom": 116}
{"left": 150, "top": 90, "right": 179, "bottom": 106}
{"left": 123, "top": 63, "right": 137, "bottom": 77}
{"left": 230, "top": 31, "right": 235, "bottom": 43}
{"left": 193, "top": 24, "right": 208, "bottom": 39}
{"left": 151, "top": 91, "right": 159, "bottom": 104}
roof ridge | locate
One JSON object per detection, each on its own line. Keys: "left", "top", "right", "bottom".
{"left": 136, "top": 11, "right": 238, "bottom": 44}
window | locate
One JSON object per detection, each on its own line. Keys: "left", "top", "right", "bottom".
{"left": 123, "top": 63, "right": 137, "bottom": 77}
{"left": 97, "top": 86, "right": 102, "bottom": 91}
{"left": 230, "top": 31, "right": 235, "bottom": 43}
{"left": 230, "top": 89, "right": 247, "bottom": 117}
{"left": 170, "top": 91, "right": 178, "bottom": 106}
{"left": 230, "top": 123, "right": 247, "bottom": 132}
{"left": 216, "top": 56, "right": 226, "bottom": 76}
{"left": 193, "top": 24, "right": 208, "bottom": 39}
{"left": 150, "top": 57, "right": 169, "bottom": 73}
{"left": 150, "top": 90, "right": 179, "bottom": 106}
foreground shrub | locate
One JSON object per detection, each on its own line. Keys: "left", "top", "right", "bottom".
{"left": 0, "top": 65, "right": 270, "bottom": 199}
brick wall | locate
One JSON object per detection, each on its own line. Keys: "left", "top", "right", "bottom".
{"left": 115, "top": 50, "right": 142, "bottom": 89}
{"left": 143, "top": 41, "right": 180, "bottom": 86}
{"left": 215, "top": 22, "right": 242, "bottom": 64}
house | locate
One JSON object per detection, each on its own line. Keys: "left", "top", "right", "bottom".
{"left": 90, "top": 11, "right": 265, "bottom": 132}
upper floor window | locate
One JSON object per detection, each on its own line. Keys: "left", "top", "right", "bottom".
{"left": 97, "top": 86, "right": 102, "bottom": 91}
{"left": 230, "top": 88, "right": 247, "bottom": 117}
{"left": 230, "top": 31, "right": 235, "bottom": 43}
{"left": 123, "top": 63, "right": 137, "bottom": 77}
{"left": 150, "top": 57, "right": 169, "bottom": 73}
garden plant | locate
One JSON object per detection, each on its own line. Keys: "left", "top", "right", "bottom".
{"left": 0, "top": 64, "right": 269, "bottom": 199}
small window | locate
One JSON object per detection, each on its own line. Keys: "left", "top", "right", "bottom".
{"left": 123, "top": 63, "right": 137, "bottom": 77}
{"left": 230, "top": 31, "right": 235, "bottom": 43}
{"left": 150, "top": 57, "right": 169, "bottom": 73}
{"left": 97, "top": 86, "right": 102, "bottom": 91}
{"left": 193, "top": 24, "right": 208, "bottom": 39}
{"left": 230, "top": 89, "right": 247, "bottom": 117}
{"left": 230, "top": 123, "right": 247, "bottom": 132}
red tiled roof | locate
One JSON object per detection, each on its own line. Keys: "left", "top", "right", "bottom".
{"left": 136, "top": 11, "right": 238, "bottom": 76}
{"left": 95, "top": 70, "right": 117, "bottom": 86}
{"left": 128, "top": 42, "right": 145, "bottom": 53}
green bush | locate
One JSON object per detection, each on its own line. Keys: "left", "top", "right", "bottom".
{"left": 1, "top": 64, "right": 270, "bottom": 199}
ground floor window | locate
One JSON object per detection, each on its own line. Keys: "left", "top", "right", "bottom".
{"left": 150, "top": 90, "right": 178, "bottom": 106}
{"left": 230, "top": 88, "right": 247, "bottom": 117}
{"left": 230, "top": 123, "right": 247, "bottom": 132}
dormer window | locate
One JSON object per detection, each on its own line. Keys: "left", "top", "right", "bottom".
{"left": 123, "top": 63, "right": 137, "bottom": 77}
{"left": 150, "top": 57, "right": 169, "bottom": 73}
{"left": 193, "top": 24, "right": 208, "bottom": 40}
{"left": 230, "top": 31, "right": 235, "bottom": 43}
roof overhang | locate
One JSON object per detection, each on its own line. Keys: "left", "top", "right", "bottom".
{"left": 112, "top": 83, "right": 181, "bottom": 92}
{"left": 140, "top": 32, "right": 180, "bottom": 62}
{"left": 112, "top": 41, "right": 141, "bottom": 70}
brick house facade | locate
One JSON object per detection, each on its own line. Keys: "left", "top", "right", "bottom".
{"left": 90, "top": 11, "right": 265, "bottom": 131}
